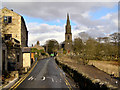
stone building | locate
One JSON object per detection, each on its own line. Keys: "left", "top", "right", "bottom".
{"left": 64, "top": 14, "right": 72, "bottom": 53}
{"left": 31, "top": 41, "right": 47, "bottom": 59}
{"left": 1, "top": 7, "right": 28, "bottom": 73}
{"left": 33, "top": 41, "right": 44, "bottom": 50}
{"left": 1, "top": 7, "right": 28, "bottom": 47}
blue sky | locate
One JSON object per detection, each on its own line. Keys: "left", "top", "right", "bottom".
{"left": 23, "top": 15, "right": 76, "bottom": 26}
{"left": 90, "top": 4, "right": 118, "bottom": 20}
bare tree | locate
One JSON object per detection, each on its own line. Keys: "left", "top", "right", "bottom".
{"left": 109, "top": 32, "right": 119, "bottom": 45}
{"left": 78, "top": 32, "right": 90, "bottom": 43}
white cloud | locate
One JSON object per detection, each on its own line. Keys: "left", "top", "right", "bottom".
{"left": 101, "top": 13, "right": 112, "bottom": 19}
{"left": 28, "top": 23, "right": 65, "bottom": 46}
{"left": 2, "top": 2, "right": 117, "bottom": 21}
{"left": 1, "top": 2, "right": 118, "bottom": 46}
{"left": 73, "top": 12, "right": 118, "bottom": 38}
{"left": 112, "top": 19, "right": 118, "bottom": 27}
{"left": 81, "top": 11, "right": 90, "bottom": 18}
{"left": 28, "top": 23, "right": 63, "bottom": 33}
{"left": 2, "top": 0, "right": 119, "bottom": 2}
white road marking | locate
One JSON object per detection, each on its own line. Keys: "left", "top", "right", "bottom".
{"left": 36, "top": 59, "right": 50, "bottom": 80}
{"left": 31, "top": 77, "right": 34, "bottom": 80}
{"left": 42, "top": 76, "right": 46, "bottom": 81}
{"left": 28, "top": 76, "right": 34, "bottom": 80}
{"left": 28, "top": 76, "right": 32, "bottom": 80}
{"left": 52, "top": 78, "right": 54, "bottom": 82}
{"left": 115, "top": 81, "right": 118, "bottom": 84}
{"left": 45, "top": 77, "right": 55, "bottom": 82}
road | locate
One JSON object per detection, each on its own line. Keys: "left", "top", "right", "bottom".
{"left": 14, "top": 57, "right": 76, "bottom": 89}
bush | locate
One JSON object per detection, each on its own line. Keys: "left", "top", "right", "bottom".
{"left": 63, "top": 50, "right": 66, "bottom": 54}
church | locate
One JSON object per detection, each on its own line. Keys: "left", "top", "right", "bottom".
{"left": 64, "top": 13, "right": 72, "bottom": 53}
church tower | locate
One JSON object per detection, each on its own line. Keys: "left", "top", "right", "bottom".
{"left": 65, "top": 13, "right": 72, "bottom": 53}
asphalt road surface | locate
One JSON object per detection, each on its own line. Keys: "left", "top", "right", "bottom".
{"left": 16, "top": 57, "right": 76, "bottom": 89}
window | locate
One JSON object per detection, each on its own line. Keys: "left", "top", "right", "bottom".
{"left": 4, "top": 34, "right": 12, "bottom": 40}
{"left": 4, "top": 16, "right": 12, "bottom": 24}
{"left": 8, "top": 16, "right": 12, "bottom": 23}
{"left": 4, "top": 16, "right": 7, "bottom": 23}
{"left": 68, "top": 35, "right": 69, "bottom": 40}
{"left": 17, "top": 55, "right": 19, "bottom": 62}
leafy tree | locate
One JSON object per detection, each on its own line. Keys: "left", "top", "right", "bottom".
{"left": 39, "top": 49, "right": 47, "bottom": 56}
{"left": 96, "top": 34, "right": 118, "bottom": 60}
{"left": 72, "top": 32, "right": 119, "bottom": 61}
{"left": 46, "top": 39, "right": 59, "bottom": 55}
{"left": 73, "top": 37, "right": 84, "bottom": 55}
{"left": 85, "top": 38, "right": 97, "bottom": 60}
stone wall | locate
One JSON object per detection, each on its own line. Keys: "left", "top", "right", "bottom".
{"left": 21, "top": 17, "right": 28, "bottom": 47}
{"left": 55, "top": 59, "right": 116, "bottom": 90}
{"left": 16, "top": 48, "right": 23, "bottom": 70}
{"left": 2, "top": 43, "right": 7, "bottom": 71}
{"left": 7, "top": 48, "right": 22, "bottom": 71}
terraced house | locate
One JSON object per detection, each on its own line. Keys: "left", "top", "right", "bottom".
{"left": 1, "top": 7, "right": 28, "bottom": 73}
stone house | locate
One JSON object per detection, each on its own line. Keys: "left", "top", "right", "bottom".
{"left": 1, "top": 7, "right": 28, "bottom": 73}
{"left": 31, "top": 41, "right": 48, "bottom": 59}
{"left": 1, "top": 7, "right": 28, "bottom": 47}
{"left": 33, "top": 41, "right": 46, "bottom": 57}
{"left": 33, "top": 41, "right": 44, "bottom": 51}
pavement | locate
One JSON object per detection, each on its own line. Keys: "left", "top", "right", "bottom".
{"left": 10, "top": 57, "right": 76, "bottom": 89}
{"left": 3, "top": 78, "right": 18, "bottom": 89}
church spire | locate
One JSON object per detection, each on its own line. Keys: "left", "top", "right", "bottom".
{"left": 67, "top": 13, "right": 70, "bottom": 25}
{"left": 66, "top": 13, "right": 71, "bottom": 34}
{"left": 65, "top": 13, "right": 72, "bottom": 52}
